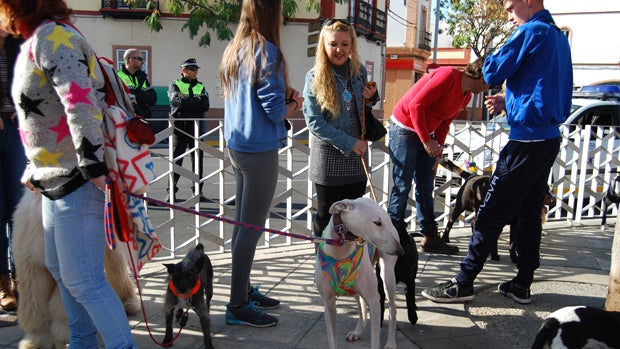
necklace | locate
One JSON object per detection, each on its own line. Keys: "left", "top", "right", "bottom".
{"left": 334, "top": 71, "right": 352, "bottom": 103}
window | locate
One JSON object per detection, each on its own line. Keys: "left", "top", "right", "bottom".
{"left": 112, "top": 45, "right": 152, "bottom": 79}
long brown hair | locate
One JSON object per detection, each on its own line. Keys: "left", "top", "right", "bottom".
{"left": 219, "top": 0, "right": 289, "bottom": 99}
{"left": 0, "top": 0, "right": 73, "bottom": 37}
{"left": 311, "top": 20, "right": 361, "bottom": 118}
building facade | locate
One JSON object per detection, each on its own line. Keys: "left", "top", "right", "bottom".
{"left": 67, "top": 0, "right": 389, "bottom": 119}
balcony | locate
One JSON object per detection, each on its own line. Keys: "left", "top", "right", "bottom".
{"left": 371, "top": 8, "right": 386, "bottom": 40}
{"left": 100, "top": 0, "right": 158, "bottom": 20}
{"left": 418, "top": 29, "right": 432, "bottom": 51}
{"left": 349, "top": 1, "right": 386, "bottom": 44}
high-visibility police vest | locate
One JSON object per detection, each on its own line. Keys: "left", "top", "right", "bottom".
{"left": 117, "top": 70, "right": 147, "bottom": 89}
{"left": 174, "top": 80, "right": 205, "bottom": 96}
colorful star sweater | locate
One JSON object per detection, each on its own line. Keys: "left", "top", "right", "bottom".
{"left": 13, "top": 21, "right": 108, "bottom": 200}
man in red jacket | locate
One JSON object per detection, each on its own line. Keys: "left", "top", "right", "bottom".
{"left": 388, "top": 57, "right": 488, "bottom": 255}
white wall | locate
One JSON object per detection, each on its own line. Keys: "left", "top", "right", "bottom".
{"left": 75, "top": 15, "right": 384, "bottom": 109}
{"left": 546, "top": 0, "right": 620, "bottom": 86}
{"left": 386, "top": 0, "right": 407, "bottom": 46}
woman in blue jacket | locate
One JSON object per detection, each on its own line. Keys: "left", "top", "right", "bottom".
{"left": 219, "top": 0, "right": 303, "bottom": 328}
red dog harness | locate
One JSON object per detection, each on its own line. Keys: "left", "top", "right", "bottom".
{"left": 169, "top": 278, "right": 201, "bottom": 299}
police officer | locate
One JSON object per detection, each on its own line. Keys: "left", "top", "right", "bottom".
{"left": 117, "top": 48, "right": 156, "bottom": 118}
{"left": 167, "top": 58, "right": 210, "bottom": 202}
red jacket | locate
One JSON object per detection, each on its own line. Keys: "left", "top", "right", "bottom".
{"left": 392, "top": 67, "right": 471, "bottom": 145}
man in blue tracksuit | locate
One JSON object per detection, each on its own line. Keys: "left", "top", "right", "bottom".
{"left": 422, "top": 0, "right": 572, "bottom": 304}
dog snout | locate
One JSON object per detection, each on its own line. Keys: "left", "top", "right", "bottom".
{"left": 389, "top": 242, "right": 405, "bottom": 256}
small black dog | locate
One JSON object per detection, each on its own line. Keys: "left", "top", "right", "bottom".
{"left": 377, "top": 219, "right": 418, "bottom": 325}
{"left": 163, "top": 243, "right": 214, "bottom": 349}
{"left": 531, "top": 306, "right": 620, "bottom": 349}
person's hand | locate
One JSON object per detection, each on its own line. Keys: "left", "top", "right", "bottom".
{"left": 352, "top": 139, "right": 368, "bottom": 156}
{"left": 422, "top": 139, "right": 443, "bottom": 157}
{"left": 286, "top": 88, "right": 300, "bottom": 102}
{"left": 285, "top": 88, "right": 303, "bottom": 115}
{"left": 485, "top": 94, "right": 505, "bottom": 116}
{"left": 91, "top": 175, "right": 107, "bottom": 192}
{"left": 363, "top": 82, "right": 377, "bottom": 100}
{"left": 0, "top": 118, "right": 3, "bottom": 130}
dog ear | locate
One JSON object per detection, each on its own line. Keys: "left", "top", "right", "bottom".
{"left": 193, "top": 255, "right": 205, "bottom": 273}
{"left": 163, "top": 263, "right": 176, "bottom": 274}
{"left": 329, "top": 200, "right": 352, "bottom": 214}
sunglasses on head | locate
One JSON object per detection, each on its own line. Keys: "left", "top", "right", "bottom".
{"left": 131, "top": 56, "right": 144, "bottom": 61}
{"left": 323, "top": 18, "right": 351, "bottom": 27}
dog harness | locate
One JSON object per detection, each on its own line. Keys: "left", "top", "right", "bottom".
{"left": 169, "top": 278, "right": 201, "bottom": 299}
{"left": 317, "top": 243, "right": 376, "bottom": 296}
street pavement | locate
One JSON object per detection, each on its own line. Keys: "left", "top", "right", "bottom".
{"left": 0, "top": 216, "right": 615, "bottom": 349}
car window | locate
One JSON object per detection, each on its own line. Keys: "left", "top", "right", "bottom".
{"left": 569, "top": 105, "right": 619, "bottom": 126}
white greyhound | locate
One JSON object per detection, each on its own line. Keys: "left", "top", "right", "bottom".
{"left": 315, "top": 197, "right": 404, "bottom": 349}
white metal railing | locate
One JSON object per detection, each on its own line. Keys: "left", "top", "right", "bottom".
{"left": 145, "top": 118, "right": 620, "bottom": 258}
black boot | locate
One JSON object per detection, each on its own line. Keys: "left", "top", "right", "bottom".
{"left": 421, "top": 227, "right": 459, "bottom": 255}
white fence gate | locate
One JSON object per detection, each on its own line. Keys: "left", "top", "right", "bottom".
{"left": 144, "top": 118, "right": 620, "bottom": 258}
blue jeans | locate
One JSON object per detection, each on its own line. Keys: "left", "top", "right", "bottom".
{"left": 387, "top": 123, "right": 437, "bottom": 234}
{"left": 0, "top": 118, "right": 27, "bottom": 276}
{"left": 228, "top": 149, "right": 279, "bottom": 306}
{"left": 43, "top": 182, "right": 136, "bottom": 349}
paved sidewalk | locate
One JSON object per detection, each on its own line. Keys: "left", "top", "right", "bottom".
{"left": 0, "top": 217, "right": 614, "bottom": 348}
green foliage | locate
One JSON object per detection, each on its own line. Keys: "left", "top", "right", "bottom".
{"left": 133, "top": 0, "right": 346, "bottom": 47}
{"left": 439, "top": 0, "right": 511, "bottom": 57}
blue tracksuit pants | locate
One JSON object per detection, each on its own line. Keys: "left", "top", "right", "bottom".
{"left": 456, "top": 137, "right": 561, "bottom": 288}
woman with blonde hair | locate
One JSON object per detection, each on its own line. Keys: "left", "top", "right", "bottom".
{"left": 302, "top": 19, "right": 379, "bottom": 237}
{"left": 0, "top": 0, "right": 136, "bottom": 347}
{"left": 219, "top": 0, "right": 303, "bottom": 328}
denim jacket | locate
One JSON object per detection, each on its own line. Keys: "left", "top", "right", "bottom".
{"left": 302, "top": 64, "right": 376, "bottom": 155}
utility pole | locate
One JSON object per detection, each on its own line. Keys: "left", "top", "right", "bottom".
{"left": 433, "top": 0, "right": 440, "bottom": 63}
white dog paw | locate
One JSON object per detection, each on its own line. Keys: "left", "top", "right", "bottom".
{"left": 345, "top": 331, "right": 362, "bottom": 342}
{"left": 384, "top": 342, "right": 397, "bottom": 349}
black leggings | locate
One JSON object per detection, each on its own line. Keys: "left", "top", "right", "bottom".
{"left": 313, "top": 181, "right": 367, "bottom": 236}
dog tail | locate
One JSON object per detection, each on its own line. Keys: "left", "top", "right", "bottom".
{"left": 438, "top": 158, "right": 472, "bottom": 179}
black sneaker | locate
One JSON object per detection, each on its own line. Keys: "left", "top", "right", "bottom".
{"left": 421, "top": 278, "right": 474, "bottom": 303}
{"left": 498, "top": 280, "right": 531, "bottom": 304}
{"left": 248, "top": 285, "right": 280, "bottom": 309}
{"left": 225, "top": 301, "right": 278, "bottom": 327}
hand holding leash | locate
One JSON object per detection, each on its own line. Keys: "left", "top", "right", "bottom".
{"left": 485, "top": 94, "right": 505, "bottom": 115}
{"left": 363, "top": 81, "right": 377, "bottom": 100}
{"left": 423, "top": 139, "right": 443, "bottom": 157}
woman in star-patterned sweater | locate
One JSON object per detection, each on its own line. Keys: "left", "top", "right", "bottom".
{"left": 2, "top": 0, "right": 137, "bottom": 347}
